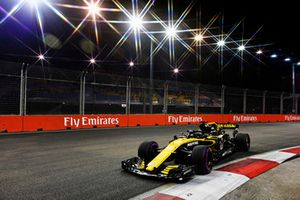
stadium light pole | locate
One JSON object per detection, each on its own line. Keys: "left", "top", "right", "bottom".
{"left": 129, "top": 16, "right": 154, "bottom": 113}
{"left": 238, "top": 44, "right": 246, "bottom": 86}
{"left": 269, "top": 53, "right": 298, "bottom": 113}
{"left": 281, "top": 56, "right": 300, "bottom": 114}
{"left": 194, "top": 33, "right": 203, "bottom": 82}
{"left": 19, "top": 63, "right": 29, "bottom": 116}
{"left": 292, "top": 62, "right": 300, "bottom": 113}
{"left": 149, "top": 39, "right": 154, "bottom": 114}
{"left": 146, "top": 26, "right": 179, "bottom": 114}
{"left": 217, "top": 39, "right": 225, "bottom": 84}
{"left": 129, "top": 61, "right": 134, "bottom": 76}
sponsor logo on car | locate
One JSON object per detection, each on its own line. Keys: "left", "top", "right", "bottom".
{"left": 187, "top": 141, "right": 199, "bottom": 147}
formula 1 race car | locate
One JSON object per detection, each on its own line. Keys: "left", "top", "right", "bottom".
{"left": 121, "top": 122, "right": 250, "bottom": 181}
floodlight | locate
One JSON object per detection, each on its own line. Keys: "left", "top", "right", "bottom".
{"left": 238, "top": 45, "right": 245, "bottom": 51}
{"left": 173, "top": 68, "right": 179, "bottom": 74}
{"left": 297, "top": 62, "right": 300, "bottom": 66}
{"left": 27, "top": 0, "right": 48, "bottom": 8}
{"left": 27, "top": 0, "right": 39, "bottom": 5}
{"left": 88, "top": 1, "right": 100, "bottom": 15}
{"left": 90, "top": 58, "right": 96, "bottom": 64}
{"left": 256, "top": 50, "right": 263, "bottom": 55}
{"left": 284, "top": 57, "right": 291, "bottom": 62}
{"left": 217, "top": 40, "right": 225, "bottom": 47}
{"left": 130, "top": 16, "right": 143, "bottom": 30}
{"left": 38, "top": 54, "right": 45, "bottom": 60}
{"left": 129, "top": 61, "right": 134, "bottom": 67}
{"left": 270, "top": 54, "right": 277, "bottom": 58}
{"left": 166, "top": 27, "right": 177, "bottom": 38}
{"left": 194, "top": 34, "right": 203, "bottom": 42}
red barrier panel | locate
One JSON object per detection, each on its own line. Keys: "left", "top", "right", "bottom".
{"left": 1, "top": 114, "right": 300, "bottom": 133}
{"left": 0, "top": 116, "right": 23, "bottom": 132}
{"left": 127, "top": 114, "right": 166, "bottom": 127}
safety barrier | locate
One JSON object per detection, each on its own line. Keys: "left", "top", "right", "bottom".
{"left": 1, "top": 114, "right": 300, "bottom": 133}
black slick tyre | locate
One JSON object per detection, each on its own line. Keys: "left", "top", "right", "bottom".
{"left": 192, "top": 145, "right": 213, "bottom": 175}
{"left": 138, "top": 141, "right": 159, "bottom": 163}
{"left": 235, "top": 133, "right": 250, "bottom": 152}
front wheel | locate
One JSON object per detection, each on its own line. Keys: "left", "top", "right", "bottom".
{"left": 235, "top": 133, "right": 250, "bottom": 152}
{"left": 192, "top": 145, "right": 213, "bottom": 175}
{"left": 138, "top": 141, "right": 159, "bottom": 163}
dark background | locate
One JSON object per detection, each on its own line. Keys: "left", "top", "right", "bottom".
{"left": 0, "top": 0, "right": 299, "bottom": 92}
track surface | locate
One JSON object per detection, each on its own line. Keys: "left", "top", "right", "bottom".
{"left": 0, "top": 123, "right": 300, "bottom": 200}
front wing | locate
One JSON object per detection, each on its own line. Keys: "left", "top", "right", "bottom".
{"left": 122, "top": 157, "right": 194, "bottom": 181}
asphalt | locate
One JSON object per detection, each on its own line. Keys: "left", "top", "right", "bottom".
{"left": 0, "top": 123, "right": 300, "bottom": 200}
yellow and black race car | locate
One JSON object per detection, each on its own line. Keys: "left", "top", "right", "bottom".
{"left": 121, "top": 122, "right": 250, "bottom": 181}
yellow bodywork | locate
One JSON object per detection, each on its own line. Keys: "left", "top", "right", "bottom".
{"left": 146, "top": 137, "right": 216, "bottom": 171}
{"left": 160, "top": 165, "right": 179, "bottom": 174}
{"left": 138, "top": 161, "right": 145, "bottom": 169}
{"left": 207, "top": 122, "right": 238, "bottom": 132}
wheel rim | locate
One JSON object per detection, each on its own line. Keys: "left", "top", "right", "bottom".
{"left": 207, "top": 149, "right": 213, "bottom": 170}
{"left": 246, "top": 136, "right": 250, "bottom": 148}
{"left": 219, "top": 142, "right": 224, "bottom": 150}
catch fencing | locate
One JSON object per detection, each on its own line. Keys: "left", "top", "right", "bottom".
{"left": 0, "top": 60, "right": 299, "bottom": 115}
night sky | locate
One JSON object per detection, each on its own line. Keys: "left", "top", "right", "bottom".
{"left": 0, "top": 0, "right": 299, "bottom": 92}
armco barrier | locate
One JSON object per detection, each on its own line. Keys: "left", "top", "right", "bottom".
{"left": 0, "top": 114, "right": 300, "bottom": 133}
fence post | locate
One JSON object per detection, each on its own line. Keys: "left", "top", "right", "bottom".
{"left": 149, "top": 40, "right": 154, "bottom": 114}
{"left": 163, "top": 82, "right": 168, "bottom": 114}
{"left": 296, "top": 94, "right": 299, "bottom": 114}
{"left": 194, "top": 85, "right": 199, "bottom": 114}
{"left": 221, "top": 85, "right": 225, "bottom": 114}
{"left": 19, "top": 63, "right": 28, "bottom": 116}
{"left": 262, "top": 90, "right": 267, "bottom": 114}
{"left": 143, "top": 89, "right": 147, "bottom": 114}
{"left": 243, "top": 89, "right": 248, "bottom": 114}
{"left": 126, "top": 76, "right": 132, "bottom": 114}
{"left": 280, "top": 92, "right": 284, "bottom": 114}
{"left": 79, "top": 71, "right": 87, "bottom": 115}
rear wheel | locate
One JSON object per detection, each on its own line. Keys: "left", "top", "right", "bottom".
{"left": 192, "top": 145, "right": 213, "bottom": 175}
{"left": 138, "top": 141, "right": 159, "bottom": 163}
{"left": 235, "top": 133, "right": 250, "bottom": 151}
